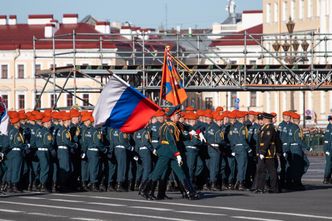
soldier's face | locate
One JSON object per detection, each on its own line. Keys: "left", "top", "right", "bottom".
{"left": 44, "top": 121, "right": 51, "bottom": 128}
{"left": 157, "top": 116, "right": 164, "bottom": 123}
{"left": 84, "top": 120, "right": 91, "bottom": 127}
{"left": 283, "top": 115, "right": 290, "bottom": 122}
{"left": 293, "top": 119, "right": 300, "bottom": 125}
{"left": 224, "top": 117, "right": 229, "bottom": 124}
{"left": 72, "top": 117, "right": 79, "bottom": 125}
{"left": 151, "top": 117, "right": 157, "bottom": 124}
{"left": 248, "top": 115, "right": 255, "bottom": 122}
{"left": 188, "top": 119, "right": 196, "bottom": 126}
{"left": 272, "top": 117, "right": 277, "bottom": 124}
{"left": 205, "top": 117, "right": 212, "bottom": 124}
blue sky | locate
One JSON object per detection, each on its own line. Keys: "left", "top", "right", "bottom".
{"left": 1, "top": 0, "right": 262, "bottom": 28}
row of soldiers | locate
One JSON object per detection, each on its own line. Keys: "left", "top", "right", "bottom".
{"left": 0, "top": 105, "right": 323, "bottom": 198}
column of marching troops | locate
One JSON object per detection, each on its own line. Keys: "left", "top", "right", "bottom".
{"left": 0, "top": 105, "right": 332, "bottom": 200}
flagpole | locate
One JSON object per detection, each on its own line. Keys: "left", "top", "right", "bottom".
{"left": 107, "top": 69, "right": 131, "bottom": 88}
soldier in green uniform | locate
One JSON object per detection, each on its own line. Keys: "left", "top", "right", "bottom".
{"left": 0, "top": 106, "right": 9, "bottom": 193}
{"left": 105, "top": 126, "right": 116, "bottom": 191}
{"left": 133, "top": 126, "right": 153, "bottom": 192}
{"left": 323, "top": 116, "right": 332, "bottom": 184}
{"left": 205, "top": 113, "right": 223, "bottom": 191}
{"left": 288, "top": 113, "right": 309, "bottom": 190}
{"left": 79, "top": 112, "right": 90, "bottom": 191}
{"left": 229, "top": 111, "right": 250, "bottom": 190}
{"left": 140, "top": 106, "right": 199, "bottom": 200}
{"left": 182, "top": 112, "right": 203, "bottom": 189}
{"left": 84, "top": 114, "right": 107, "bottom": 191}
{"left": 111, "top": 128, "right": 131, "bottom": 192}
{"left": 7, "top": 113, "right": 28, "bottom": 192}
{"left": 255, "top": 113, "right": 279, "bottom": 193}
{"left": 35, "top": 117, "right": 53, "bottom": 192}
{"left": 56, "top": 113, "right": 77, "bottom": 191}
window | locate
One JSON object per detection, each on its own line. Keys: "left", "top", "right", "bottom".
{"left": 266, "top": 3, "right": 271, "bottom": 23}
{"left": 1, "top": 95, "right": 8, "bottom": 108}
{"left": 50, "top": 94, "right": 57, "bottom": 108}
{"left": 205, "top": 97, "right": 213, "bottom": 109}
{"left": 274, "top": 2, "right": 278, "bottom": 22}
{"left": 17, "top": 64, "right": 24, "bottom": 79}
{"left": 290, "top": 0, "right": 295, "bottom": 19}
{"left": 282, "top": 1, "right": 287, "bottom": 21}
{"left": 231, "top": 92, "right": 237, "bottom": 107}
{"left": 250, "top": 92, "right": 257, "bottom": 107}
{"left": 18, "top": 94, "right": 25, "bottom": 109}
{"left": 307, "top": 0, "right": 313, "bottom": 17}
{"left": 35, "top": 64, "right": 41, "bottom": 72}
{"left": 1, "top": 65, "right": 8, "bottom": 79}
{"left": 35, "top": 94, "right": 41, "bottom": 109}
{"left": 67, "top": 94, "right": 73, "bottom": 107}
{"left": 83, "top": 94, "right": 89, "bottom": 106}
{"left": 249, "top": 60, "right": 256, "bottom": 65}
{"left": 299, "top": 0, "right": 304, "bottom": 19}
{"left": 50, "top": 64, "right": 57, "bottom": 70}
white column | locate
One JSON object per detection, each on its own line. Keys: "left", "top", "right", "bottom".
{"left": 299, "top": 91, "right": 303, "bottom": 115}
{"left": 282, "top": 92, "right": 286, "bottom": 111}
{"left": 308, "top": 91, "right": 313, "bottom": 111}
{"left": 266, "top": 92, "right": 271, "bottom": 113}
{"left": 320, "top": 91, "right": 326, "bottom": 114}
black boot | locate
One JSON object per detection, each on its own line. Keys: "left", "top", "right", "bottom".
{"left": 108, "top": 183, "right": 116, "bottom": 192}
{"left": 149, "top": 181, "right": 158, "bottom": 200}
{"left": 134, "top": 181, "right": 141, "bottom": 191}
{"left": 238, "top": 182, "right": 246, "bottom": 191}
{"left": 140, "top": 180, "right": 152, "bottom": 200}
{"left": 91, "top": 183, "right": 99, "bottom": 192}
{"left": 81, "top": 182, "right": 89, "bottom": 192}
{"left": 129, "top": 180, "right": 136, "bottom": 191}
{"left": 116, "top": 182, "right": 127, "bottom": 192}
{"left": 182, "top": 179, "right": 200, "bottom": 200}
{"left": 40, "top": 184, "right": 47, "bottom": 192}
{"left": 99, "top": 184, "right": 107, "bottom": 192}
{"left": 166, "top": 181, "right": 175, "bottom": 192}
{"left": 210, "top": 182, "right": 219, "bottom": 191}
{"left": 323, "top": 178, "right": 330, "bottom": 184}
{"left": 12, "top": 184, "right": 20, "bottom": 193}
{"left": 157, "top": 179, "right": 172, "bottom": 200}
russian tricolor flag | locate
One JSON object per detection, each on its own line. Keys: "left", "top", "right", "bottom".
{"left": 93, "top": 74, "right": 160, "bottom": 133}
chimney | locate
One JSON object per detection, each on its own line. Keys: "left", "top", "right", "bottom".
{"left": 28, "top": 14, "right": 53, "bottom": 25}
{"left": 44, "top": 23, "right": 58, "bottom": 38}
{"left": 62, "top": 14, "right": 78, "bottom": 24}
{"left": 50, "top": 19, "right": 59, "bottom": 29}
{"left": 8, "top": 15, "right": 17, "bottom": 25}
{"left": 95, "top": 21, "right": 110, "bottom": 34}
{"left": 0, "top": 15, "right": 7, "bottom": 25}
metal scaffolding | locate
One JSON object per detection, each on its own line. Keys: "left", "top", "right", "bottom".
{"left": 33, "top": 31, "right": 332, "bottom": 109}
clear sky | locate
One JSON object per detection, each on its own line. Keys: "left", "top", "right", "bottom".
{"left": 1, "top": 0, "right": 262, "bottom": 28}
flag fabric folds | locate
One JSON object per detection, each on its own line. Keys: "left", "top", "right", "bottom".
{"left": 160, "top": 46, "right": 188, "bottom": 105}
{"left": 0, "top": 97, "right": 9, "bottom": 135}
{"left": 93, "top": 74, "right": 160, "bottom": 133}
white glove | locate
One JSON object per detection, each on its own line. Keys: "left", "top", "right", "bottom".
{"left": 248, "top": 149, "right": 252, "bottom": 154}
{"left": 326, "top": 152, "right": 330, "bottom": 156}
{"left": 231, "top": 152, "right": 236, "bottom": 157}
{"left": 0, "top": 152, "right": 4, "bottom": 158}
{"left": 153, "top": 149, "right": 158, "bottom": 156}
{"left": 189, "top": 130, "right": 197, "bottom": 136}
{"left": 130, "top": 146, "right": 134, "bottom": 151}
{"left": 309, "top": 148, "right": 313, "bottom": 152}
{"left": 133, "top": 156, "right": 139, "bottom": 161}
{"left": 27, "top": 143, "right": 31, "bottom": 148}
{"left": 176, "top": 155, "right": 183, "bottom": 166}
{"left": 259, "top": 154, "right": 265, "bottom": 160}
{"left": 199, "top": 133, "right": 206, "bottom": 143}
{"left": 283, "top": 152, "right": 287, "bottom": 158}
{"left": 81, "top": 153, "right": 86, "bottom": 159}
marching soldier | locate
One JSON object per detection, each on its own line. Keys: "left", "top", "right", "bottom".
{"left": 133, "top": 126, "right": 153, "bottom": 192}
{"left": 111, "top": 128, "right": 131, "bottom": 192}
{"left": 7, "top": 112, "right": 28, "bottom": 192}
{"left": 183, "top": 112, "right": 203, "bottom": 188}
{"left": 56, "top": 113, "right": 77, "bottom": 191}
{"left": 255, "top": 113, "right": 279, "bottom": 193}
{"left": 140, "top": 106, "right": 199, "bottom": 200}
{"left": 79, "top": 112, "right": 91, "bottom": 191}
{"left": 230, "top": 111, "right": 250, "bottom": 190}
{"left": 205, "top": 113, "right": 223, "bottom": 191}
{"left": 35, "top": 116, "right": 53, "bottom": 192}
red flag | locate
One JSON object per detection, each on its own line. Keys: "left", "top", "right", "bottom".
{"left": 160, "top": 46, "right": 187, "bottom": 105}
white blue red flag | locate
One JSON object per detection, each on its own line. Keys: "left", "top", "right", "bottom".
{"left": 0, "top": 96, "right": 9, "bottom": 135}
{"left": 93, "top": 74, "right": 160, "bottom": 133}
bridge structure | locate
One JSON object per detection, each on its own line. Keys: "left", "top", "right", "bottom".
{"left": 33, "top": 31, "right": 332, "bottom": 110}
